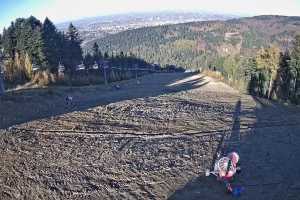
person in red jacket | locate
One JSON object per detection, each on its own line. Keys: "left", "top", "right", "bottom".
{"left": 214, "top": 152, "right": 240, "bottom": 192}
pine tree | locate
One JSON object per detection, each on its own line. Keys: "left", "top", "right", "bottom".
{"left": 2, "top": 23, "right": 16, "bottom": 57}
{"left": 289, "top": 35, "right": 300, "bottom": 102}
{"left": 22, "top": 16, "right": 45, "bottom": 67}
{"left": 57, "top": 31, "right": 67, "bottom": 64}
{"left": 0, "top": 33, "right": 2, "bottom": 48}
{"left": 277, "top": 51, "right": 291, "bottom": 100}
{"left": 92, "top": 42, "right": 102, "bottom": 64}
{"left": 104, "top": 52, "right": 109, "bottom": 59}
{"left": 42, "top": 17, "right": 60, "bottom": 71}
{"left": 1, "top": 16, "right": 62, "bottom": 83}
{"left": 83, "top": 53, "right": 94, "bottom": 69}
{"left": 64, "top": 23, "right": 83, "bottom": 74}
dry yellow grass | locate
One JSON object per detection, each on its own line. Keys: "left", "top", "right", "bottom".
{"left": 201, "top": 70, "right": 224, "bottom": 81}
{"left": 202, "top": 70, "right": 248, "bottom": 93}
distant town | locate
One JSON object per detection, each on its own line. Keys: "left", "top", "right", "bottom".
{"left": 56, "top": 12, "right": 238, "bottom": 45}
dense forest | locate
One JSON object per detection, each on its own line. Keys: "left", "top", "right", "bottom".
{"left": 0, "top": 16, "right": 83, "bottom": 84}
{"left": 86, "top": 16, "right": 300, "bottom": 68}
{"left": 86, "top": 15, "right": 300, "bottom": 103}
{"left": 0, "top": 16, "right": 158, "bottom": 87}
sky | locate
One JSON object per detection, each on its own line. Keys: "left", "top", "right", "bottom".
{"left": 1, "top": 0, "right": 300, "bottom": 30}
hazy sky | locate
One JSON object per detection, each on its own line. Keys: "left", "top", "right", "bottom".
{"left": 1, "top": 0, "right": 300, "bottom": 30}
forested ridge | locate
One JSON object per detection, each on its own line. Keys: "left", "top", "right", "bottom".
{"left": 86, "top": 15, "right": 300, "bottom": 103}
{"left": 86, "top": 15, "right": 300, "bottom": 69}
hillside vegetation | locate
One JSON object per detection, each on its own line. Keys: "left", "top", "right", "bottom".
{"left": 1, "top": 15, "right": 300, "bottom": 103}
{"left": 0, "top": 17, "right": 160, "bottom": 88}
{"left": 86, "top": 15, "right": 300, "bottom": 69}
{"left": 86, "top": 15, "right": 300, "bottom": 103}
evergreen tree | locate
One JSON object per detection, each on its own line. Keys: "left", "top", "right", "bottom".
{"left": 64, "top": 23, "right": 83, "bottom": 74}
{"left": 289, "top": 35, "right": 300, "bottom": 102}
{"left": 83, "top": 53, "right": 94, "bottom": 69}
{"left": 0, "top": 33, "right": 2, "bottom": 48}
{"left": 22, "top": 16, "right": 45, "bottom": 67}
{"left": 104, "top": 51, "right": 109, "bottom": 59}
{"left": 278, "top": 51, "right": 291, "bottom": 100}
{"left": 247, "top": 58, "right": 260, "bottom": 95}
{"left": 57, "top": 31, "right": 67, "bottom": 65}
{"left": 42, "top": 17, "right": 60, "bottom": 71}
{"left": 1, "top": 16, "right": 67, "bottom": 83}
{"left": 92, "top": 42, "right": 102, "bottom": 64}
{"left": 92, "top": 42, "right": 99, "bottom": 54}
{"left": 2, "top": 23, "right": 16, "bottom": 57}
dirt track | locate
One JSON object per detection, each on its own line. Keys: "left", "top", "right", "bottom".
{"left": 1, "top": 73, "right": 300, "bottom": 200}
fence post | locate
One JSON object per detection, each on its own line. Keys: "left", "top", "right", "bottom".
{"left": 103, "top": 65, "right": 108, "bottom": 85}
{"left": 134, "top": 64, "right": 138, "bottom": 81}
{"left": 0, "top": 69, "right": 4, "bottom": 96}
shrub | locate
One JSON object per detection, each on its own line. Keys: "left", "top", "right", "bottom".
{"left": 31, "top": 70, "right": 56, "bottom": 86}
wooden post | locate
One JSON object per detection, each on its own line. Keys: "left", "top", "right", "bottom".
{"left": 135, "top": 67, "right": 138, "bottom": 80}
{"left": 134, "top": 64, "right": 138, "bottom": 80}
{"left": 134, "top": 65, "right": 141, "bottom": 85}
{"left": 0, "top": 69, "right": 4, "bottom": 96}
{"left": 103, "top": 65, "right": 108, "bottom": 85}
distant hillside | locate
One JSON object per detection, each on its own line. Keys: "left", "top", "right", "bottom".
{"left": 56, "top": 11, "right": 238, "bottom": 46}
{"left": 84, "top": 15, "right": 300, "bottom": 69}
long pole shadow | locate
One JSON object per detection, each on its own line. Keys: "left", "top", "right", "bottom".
{"left": 168, "top": 99, "right": 242, "bottom": 200}
{"left": 208, "top": 99, "right": 241, "bottom": 171}
{"left": 224, "top": 99, "right": 241, "bottom": 153}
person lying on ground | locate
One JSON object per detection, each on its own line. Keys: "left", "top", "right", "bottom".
{"left": 214, "top": 152, "right": 241, "bottom": 193}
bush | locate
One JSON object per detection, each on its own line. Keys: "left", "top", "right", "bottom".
{"left": 31, "top": 70, "right": 56, "bottom": 86}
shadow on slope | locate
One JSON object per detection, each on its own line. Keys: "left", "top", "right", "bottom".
{"left": 168, "top": 96, "right": 300, "bottom": 200}
{"left": 168, "top": 98, "right": 242, "bottom": 200}
{"left": 0, "top": 72, "right": 209, "bottom": 129}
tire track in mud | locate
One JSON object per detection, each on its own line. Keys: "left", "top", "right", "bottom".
{"left": 9, "top": 118, "right": 300, "bottom": 140}
{"left": 2, "top": 73, "right": 300, "bottom": 199}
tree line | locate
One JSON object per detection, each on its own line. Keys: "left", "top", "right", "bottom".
{"left": 0, "top": 16, "right": 160, "bottom": 86}
{"left": 246, "top": 35, "right": 300, "bottom": 103}
{"left": 86, "top": 16, "right": 300, "bottom": 70}
{"left": 209, "top": 35, "right": 300, "bottom": 104}
{"left": 0, "top": 16, "right": 82, "bottom": 84}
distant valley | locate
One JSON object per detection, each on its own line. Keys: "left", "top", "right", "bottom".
{"left": 84, "top": 15, "right": 300, "bottom": 69}
{"left": 56, "top": 11, "right": 239, "bottom": 45}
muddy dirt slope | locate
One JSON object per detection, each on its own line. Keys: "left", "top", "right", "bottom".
{"left": 1, "top": 73, "right": 300, "bottom": 200}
